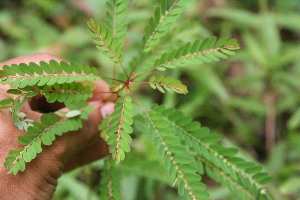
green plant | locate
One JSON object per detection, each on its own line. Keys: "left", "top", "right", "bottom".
{"left": 0, "top": 0, "right": 275, "bottom": 199}
{"left": 208, "top": 2, "right": 300, "bottom": 199}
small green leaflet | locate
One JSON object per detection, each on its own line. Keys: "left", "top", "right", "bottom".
{"left": 66, "top": 110, "right": 81, "bottom": 118}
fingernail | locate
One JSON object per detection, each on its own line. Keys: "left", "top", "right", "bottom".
{"left": 100, "top": 102, "right": 115, "bottom": 118}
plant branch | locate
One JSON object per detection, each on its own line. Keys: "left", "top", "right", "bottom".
{"left": 133, "top": 46, "right": 234, "bottom": 80}
{"left": 89, "top": 22, "right": 129, "bottom": 79}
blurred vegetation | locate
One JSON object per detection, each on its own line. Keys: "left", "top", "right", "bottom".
{"left": 1, "top": 0, "right": 299, "bottom": 199}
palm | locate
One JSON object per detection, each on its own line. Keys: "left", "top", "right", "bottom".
{"left": 0, "top": 54, "right": 113, "bottom": 199}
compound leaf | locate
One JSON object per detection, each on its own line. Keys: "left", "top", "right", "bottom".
{"left": 100, "top": 96, "right": 134, "bottom": 163}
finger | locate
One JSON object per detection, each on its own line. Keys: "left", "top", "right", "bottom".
{"left": 28, "top": 94, "right": 65, "bottom": 113}
{"left": 0, "top": 54, "right": 64, "bottom": 111}
{"left": 0, "top": 53, "right": 63, "bottom": 68}
{"left": 50, "top": 102, "right": 114, "bottom": 170}
{"left": 61, "top": 102, "right": 115, "bottom": 171}
{"left": 63, "top": 138, "right": 109, "bottom": 172}
{"left": 27, "top": 78, "right": 113, "bottom": 113}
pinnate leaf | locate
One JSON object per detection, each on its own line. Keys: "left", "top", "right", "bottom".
{"left": 146, "top": 108, "right": 210, "bottom": 200}
{"left": 148, "top": 37, "right": 240, "bottom": 72}
{"left": 0, "top": 61, "right": 100, "bottom": 88}
{"left": 87, "top": 18, "right": 124, "bottom": 65}
{"left": 151, "top": 104, "right": 273, "bottom": 199}
{"left": 148, "top": 76, "right": 188, "bottom": 94}
{"left": 100, "top": 96, "right": 134, "bottom": 163}
{"left": 141, "top": 0, "right": 190, "bottom": 52}
{"left": 4, "top": 106, "right": 93, "bottom": 174}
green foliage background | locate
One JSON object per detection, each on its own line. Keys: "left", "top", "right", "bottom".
{"left": 0, "top": 0, "right": 299, "bottom": 199}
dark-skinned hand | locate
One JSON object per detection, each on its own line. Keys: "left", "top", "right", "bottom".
{"left": 0, "top": 54, "right": 114, "bottom": 200}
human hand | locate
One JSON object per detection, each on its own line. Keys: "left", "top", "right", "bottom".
{"left": 0, "top": 54, "right": 114, "bottom": 200}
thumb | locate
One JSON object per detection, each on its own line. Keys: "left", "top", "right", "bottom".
{"left": 54, "top": 101, "right": 115, "bottom": 155}
{"left": 35, "top": 100, "right": 114, "bottom": 171}
{"left": 100, "top": 102, "right": 115, "bottom": 118}
{"left": 60, "top": 101, "right": 115, "bottom": 171}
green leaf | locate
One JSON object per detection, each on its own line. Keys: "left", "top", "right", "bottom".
{"left": 28, "top": 62, "right": 43, "bottom": 75}
{"left": 88, "top": 18, "right": 124, "bottom": 65}
{"left": 139, "top": 37, "right": 240, "bottom": 76}
{"left": 41, "top": 113, "right": 61, "bottom": 127}
{"left": 141, "top": 0, "right": 189, "bottom": 52}
{"left": 40, "top": 61, "right": 53, "bottom": 74}
{"left": 121, "top": 122, "right": 133, "bottom": 133}
{"left": 100, "top": 158, "right": 122, "bottom": 199}
{"left": 66, "top": 110, "right": 81, "bottom": 118}
{"left": 0, "top": 98, "right": 14, "bottom": 106}
{"left": 10, "top": 78, "right": 22, "bottom": 88}
{"left": 102, "top": 96, "right": 134, "bottom": 164}
{"left": 4, "top": 108, "right": 88, "bottom": 174}
{"left": 148, "top": 76, "right": 188, "bottom": 94}
{"left": 70, "top": 61, "right": 82, "bottom": 74}
{"left": 19, "top": 63, "right": 34, "bottom": 75}
{"left": 81, "top": 63, "right": 91, "bottom": 75}
{"left": 152, "top": 104, "right": 273, "bottom": 199}
{"left": 2, "top": 65, "right": 16, "bottom": 76}
{"left": 49, "top": 60, "right": 63, "bottom": 74}
{"left": 0, "top": 105, "right": 10, "bottom": 109}
{"left": 146, "top": 108, "right": 209, "bottom": 199}
{"left": 105, "top": 0, "right": 129, "bottom": 48}
{"left": 61, "top": 61, "right": 73, "bottom": 74}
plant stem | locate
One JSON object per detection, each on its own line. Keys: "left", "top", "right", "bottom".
{"left": 264, "top": 92, "right": 276, "bottom": 153}
{"left": 259, "top": 0, "right": 268, "bottom": 13}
